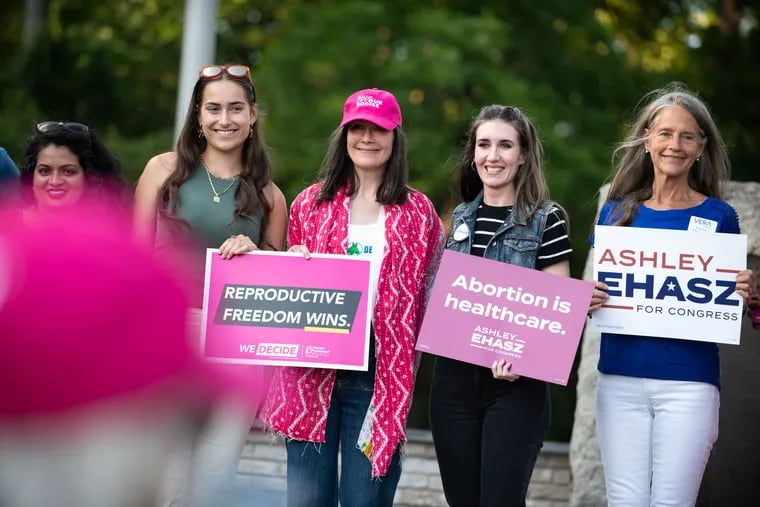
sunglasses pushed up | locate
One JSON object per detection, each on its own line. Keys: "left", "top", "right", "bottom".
{"left": 199, "top": 64, "right": 251, "bottom": 80}
{"left": 36, "top": 121, "right": 90, "bottom": 136}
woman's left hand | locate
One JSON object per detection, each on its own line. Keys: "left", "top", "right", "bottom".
{"left": 491, "top": 359, "right": 520, "bottom": 382}
{"left": 588, "top": 280, "right": 609, "bottom": 315}
{"left": 736, "top": 269, "right": 757, "bottom": 305}
{"left": 219, "top": 234, "right": 258, "bottom": 260}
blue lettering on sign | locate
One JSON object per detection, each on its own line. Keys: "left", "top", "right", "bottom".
{"left": 598, "top": 271, "right": 739, "bottom": 306}
{"left": 363, "top": 246, "right": 373, "bottom": 253}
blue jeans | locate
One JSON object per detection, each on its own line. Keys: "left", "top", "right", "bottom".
{"left": 430, "top": 357, "right": 550, "bottom": 507}
{"left": 285, "top": 349, "right": 402, "bottom": 507}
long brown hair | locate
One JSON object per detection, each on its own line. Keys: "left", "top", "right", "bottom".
{"left": 456, "top": 104, "right": 557, "bottom": 223}
{"left": 158, "top": 67, "right": 275, "bottom": 245}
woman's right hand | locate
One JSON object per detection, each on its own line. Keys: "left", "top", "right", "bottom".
{"left": 288, "top": 245, "right": 311, "bottom": 260}
{"left": 219, "top": 234, "right": 258, "bottom": 260}
{"left": 491, "top": 359, "right": 520, "bottom": 382}
{"left": 588, "top": 281, "right": 609, "bottom": 315}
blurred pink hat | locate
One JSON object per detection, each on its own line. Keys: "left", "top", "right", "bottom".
{"left": 339, "top": 88, "right": 402, "bottom": 131}
{"left": 0, "top": 211, "right": 242, "bottom": 417}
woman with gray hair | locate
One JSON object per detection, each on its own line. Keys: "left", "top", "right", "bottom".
{"left": 588, "top": 83, "right": 756, "bottom": 506}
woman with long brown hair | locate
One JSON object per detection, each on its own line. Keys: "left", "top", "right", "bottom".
{"left": 134, "top": 63, "right": 287, "bottom": 504}
{"left": 135, "top": 63, "right": 286, "bottom": 304}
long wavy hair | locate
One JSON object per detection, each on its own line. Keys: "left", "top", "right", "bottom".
{"left": 604, "top": 82, "right": 730, "bottom": 226}
{"left": 316, "top": 125, "right": 409, "bottom": 204}
{"left": 20, "top": 125, "right": 125, "bottom": 206}
{"left": 158, "top": 67, "right": 275, "bottom": 246}
{"left": 456, "top": 104, "right": 558, "bottom": 223}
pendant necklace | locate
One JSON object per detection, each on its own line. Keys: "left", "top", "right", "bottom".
{"left": 202, "top": 157, "right": 238, "bottom": 204}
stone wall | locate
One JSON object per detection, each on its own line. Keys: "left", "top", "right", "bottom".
{"left": 237, "top": 427, "right": 571, "bottom": 506}
{"left": 569, "top": 181, "right": 760, "bottom": 506}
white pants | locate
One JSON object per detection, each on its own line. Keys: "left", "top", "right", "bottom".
{"left": 596, "top": 373, "right": 719, "bottom": 507}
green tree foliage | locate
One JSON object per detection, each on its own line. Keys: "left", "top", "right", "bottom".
{"left": 1, "top": 0, "right": 186, "bottom": 174}
{"left": 248, "top": 2, "right": 638, "bottom": 263}
{"left": 592, "top": 0, "right": 758, "bottom": 183}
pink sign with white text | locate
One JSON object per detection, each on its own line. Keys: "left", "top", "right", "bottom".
{"left": 201, "top": 251, "right": 372, "bottom": 370}
{"left": 415, "top": 250, "right": 594, "bottom": 385}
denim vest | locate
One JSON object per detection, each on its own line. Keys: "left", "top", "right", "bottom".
{"left": 447, "top": 191, "right": 552, "bottom": 269}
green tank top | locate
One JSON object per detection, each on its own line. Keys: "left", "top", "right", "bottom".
{"left": 173, "top": 165, "right": 261, "bottom": 246}
{"left": 155, "top": 164, "right": 263, "bottom": 306}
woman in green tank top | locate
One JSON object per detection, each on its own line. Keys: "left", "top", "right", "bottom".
{"left": 134, "top": 64, "right": 287, "bottom": 306}
{"left": 133, "top": 63, "right": 287, "bottom": 504}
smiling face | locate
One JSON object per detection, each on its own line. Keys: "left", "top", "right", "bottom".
{"left": 32, "top": 144, "right": 86, "bottom": 210}
{"left": 474, "top": 119, "right": 525, "bottom": 205}
{"left": 644, "top": 105, "right": 705, "bottom": 182}
{"left": 346, "top": 120, "right": 394, "bottom": 173}
{"left": 198, "top": 79, "right": 257, "bottom": 154}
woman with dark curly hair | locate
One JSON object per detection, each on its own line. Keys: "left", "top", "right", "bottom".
{"left": 18, "top": 121, "right": 126, "bottom": 220}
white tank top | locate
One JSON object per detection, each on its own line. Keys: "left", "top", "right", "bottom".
{"left": 347, "top": 206, "right": 386, "bottom": 317}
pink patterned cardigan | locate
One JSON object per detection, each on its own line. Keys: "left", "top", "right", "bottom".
{"left": 259, "top": 183, "right": 444, "bottom": 477}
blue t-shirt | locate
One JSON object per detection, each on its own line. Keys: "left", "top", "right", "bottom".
{"left": 593, "top": 197, "right": 741, "bottom": 388}
{"left": 0, "top": 148, "right": 19, "bottom": 183}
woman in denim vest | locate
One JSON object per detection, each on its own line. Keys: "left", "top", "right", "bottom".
{"left": 429, "top": 105, "right": 572, "bottom": 507}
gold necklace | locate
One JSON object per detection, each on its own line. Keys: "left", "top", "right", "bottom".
{"left": 201, "top": 158, "right": 238, "bottom": 203}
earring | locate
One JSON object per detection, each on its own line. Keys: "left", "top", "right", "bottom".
{"left": 198, "top": 124, "right": 204, "bottom": 139}
{"left": 696, "top": 157, "right": 701, "bottom": 162}
{"left": 249, "top": 124, "right": 254, "bottom": 139}
{"left": 645, "top": 149, "right": 649, "bottom": 154}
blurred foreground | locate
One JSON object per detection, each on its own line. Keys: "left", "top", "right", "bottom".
{"left": 0, "top": 206, "right": 269, "bottom": 506}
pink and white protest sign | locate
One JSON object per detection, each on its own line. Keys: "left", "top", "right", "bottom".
{"left": 591, "top": 225, "right": 747, "bottom": 344}
{"left": 415, "top": 250, "right": 594, "bottom": 385}
{"left": 201, "top": 251, "right": 372, "bottom": 370}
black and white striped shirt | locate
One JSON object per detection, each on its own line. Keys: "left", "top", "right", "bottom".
{"left": 470, "top": 203, "right": 571, "bottom": 270}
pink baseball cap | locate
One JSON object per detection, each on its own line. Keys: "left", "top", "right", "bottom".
{"left": 0, "top": 209, "right": 247, "bottom": 417}
{"left": 339, "top": 88, "right": 402, "bottom": 131}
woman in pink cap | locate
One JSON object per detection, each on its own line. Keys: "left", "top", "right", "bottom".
{"left": 259, "top": 88, "right": 445, "bottom": 506}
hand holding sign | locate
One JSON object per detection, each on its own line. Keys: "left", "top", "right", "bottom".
{"left": 288, "top": 244, "right": 312, "bottom": 259}
{"left": 735, "top": 269, "right": 756, "bottom": 305}
{"left": 588, "top": 281, "right": 609, "bottom": 315}
{"left": 491, "top": 359, "right": 519, "bottom": 382}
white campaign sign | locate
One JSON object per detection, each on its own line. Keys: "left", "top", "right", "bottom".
{"left": 591, "top": 225, "right": 747, "bottom": 345}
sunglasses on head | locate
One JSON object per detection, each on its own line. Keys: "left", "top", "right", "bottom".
{"left": 199, "top": 64, "right": 251, "bottom": 80}
{"left": 36, "top": 121, "right": 90, "bottom": 136}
